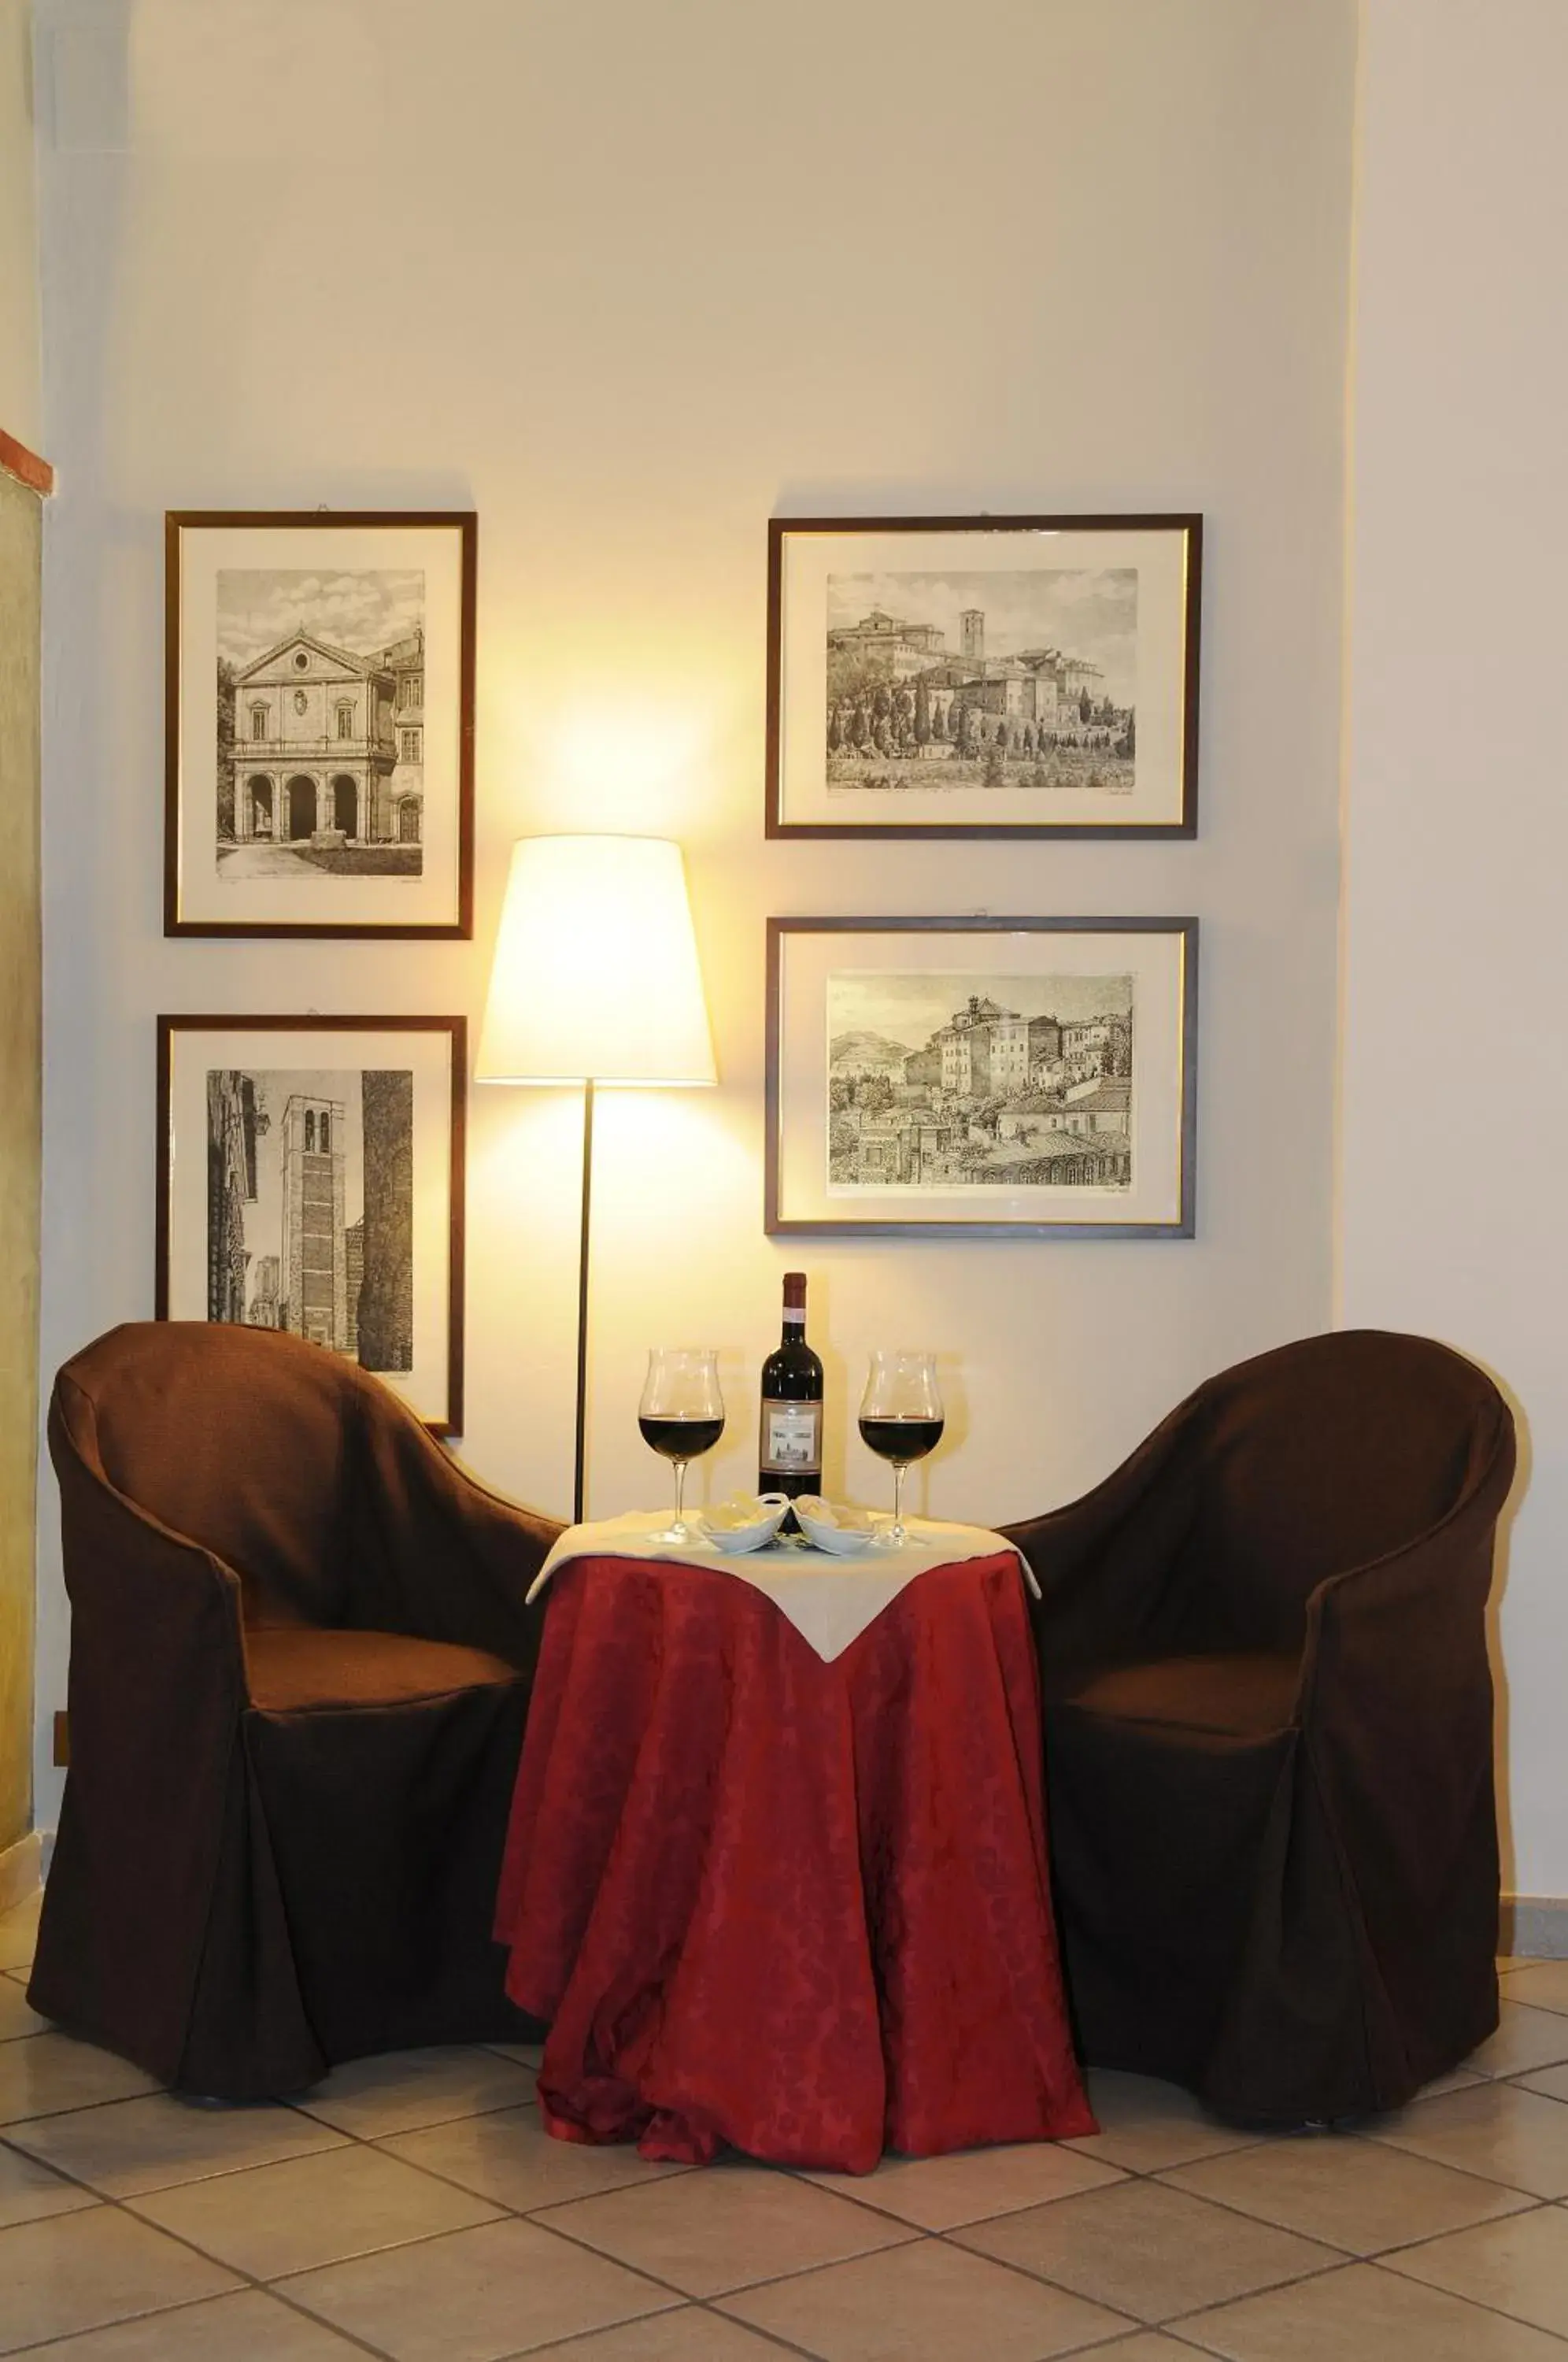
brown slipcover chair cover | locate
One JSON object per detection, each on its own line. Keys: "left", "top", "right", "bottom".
{"left": 30, "top": 1322, "right": 561, "bottom": 2101}
{"left": 1006, "top": 1328, "right": 1516, "bottom": 2125}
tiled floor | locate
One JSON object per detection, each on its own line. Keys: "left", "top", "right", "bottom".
{"left": 6, "top": 1891, "right": 1568, "bottom": 2359}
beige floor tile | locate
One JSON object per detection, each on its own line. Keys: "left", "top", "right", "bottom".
{"left": 720, "top": 2234, "right": 1135, "bottom": 2360}
{"left": 381, "top": 2101, "right": 692, "bottom": 2211}
{"left": 538, "top": 2164, "right": 915, "bottom": 2297}
{"left": 280, "top": 2214, "right": 677, "bottom": 2360}
{"left": 33, "top": 2287, "right": 372, "bottom": 2357}
{"left": 0, "top": 1893, "right": 42, "bottom": 1972}
{"left": 0, "top": 1977, "right": 50, "bottom": 2040}
{"left": 483, "top": 2039, "right": 544, "bottom": 2067}
{"left": 954, "top": 2178, "right": 1341, "bottom": 2324}
{"left": 1417, "top": 2068, "right": 1486, "bottom": 2101}
{"left": 1366, "top": 2079, "right": 1568, "bottom": 2197}
{"left": 527, "top": 2312, "right": 807, "bottom": 2360}
{"left": 127, "top": 2140, "right": 502, "bottom": 2279}
{"left": 9, "top": 2088, "right": 350, "bottom": 2196}
{"left": 1093, "top": 2343, "right": 1225, "bottom": 2360}
{"left": 294, "top": 2045, "right": 538, "bottom": 2138}
{"left": 1161, "top": 2131, "right": 1536, "bottom": 2256}
{"left": 1382, "top": 2204, "right": 1568, "bottom": 2339}
{"left": 0, "top": 2030, "right": 161, "bottom": 2125}
{"left": 801, "top": 2136, "right": 1126, "bottom": 2230}
{"left": 1063, "top": 2071, "right": 1269, "bottom": 2174}
{"left": 0, "top": 2203, "right": 239, "bottom": 2355}
{"left": 1177, "top": 2256, "right": 1568, "bottom": 2359}
{"left": 1503, "top": 1962, "right": 1568, "bottom": 2018}
{"left": 1466, "top": 2001, "right": 1568, "bottom": 2079}
{"left": 1514, "top": 2060, "right": 1568, "bottom": 2105}
{"left": 0, "top": 2135, "right": 102, "bottom": 2228}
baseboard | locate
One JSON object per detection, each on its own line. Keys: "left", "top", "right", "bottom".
{"left": 1502, "top": 1896, "right": 1568, "bottom": 1960}
{"left": 0, "top": 1830, "right": 43, "bottom": 1916}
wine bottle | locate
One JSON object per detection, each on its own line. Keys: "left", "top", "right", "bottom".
{"left": 758, "top": 1272, "right": 823, "bottom": 1510}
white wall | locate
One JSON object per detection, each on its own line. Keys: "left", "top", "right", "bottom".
{"left": 33, "top": 0, "right": 1355, "bottom": 1824}
{"left": 1341, "top": 0, "right": 1568, "bottom": 1898}
{"left": 0, "top": 0, "right": 40, "bottom": 446}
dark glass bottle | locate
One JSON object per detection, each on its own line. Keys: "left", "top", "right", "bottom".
{"left": 758, "top": 1272, "right": 823, "bottom": 1510}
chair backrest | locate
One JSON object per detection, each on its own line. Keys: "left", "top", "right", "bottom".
{"left": 1177, "top": 1328, "right": 1512, "bottom": 1650}
{"left": 54, "top": 1322, "right": 362, "bottom": 1627}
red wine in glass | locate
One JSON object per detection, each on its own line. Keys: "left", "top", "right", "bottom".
{"left": 858, "top": 1415, "right": 945, "bottom": 1467}
{"left": 858, "top": 1352, "right": 944, "bottom": 1547}
{"left": 638, "top": 1349, "right": 725, "bottom": 1543}
{"left": 638, "top": 1414, "right": 726, "bottom": 1461}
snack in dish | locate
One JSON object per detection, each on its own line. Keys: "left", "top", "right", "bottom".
{"left": 793, "top": 1497, "right": 881, "bottom": 1555}
{"left": 695, "top": 1493, "right": 791, "bottom": 1553}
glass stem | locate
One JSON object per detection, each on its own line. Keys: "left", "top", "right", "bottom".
{"left": 892, "top": 1462, "right": 905, "bottom": 1539}
{"left": 673, "top": 1458, "right": 687, "bottom": 1534}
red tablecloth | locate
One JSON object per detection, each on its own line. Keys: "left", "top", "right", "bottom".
{"left": 494, "top": 1550, "right": 1095, "bottom": 2173}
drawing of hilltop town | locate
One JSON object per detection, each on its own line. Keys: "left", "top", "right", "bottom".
{"left": 216, "top": 568, "right": 427, "bottom": 879}
{"left": 827, "top": 973, "right": 1133, "bottom": 1190}
{"left": 826, "top": 566, "right": 1137, "bottom": 798}
{"left": 205, "top": 1066, "right": 414, "bottom": 1371}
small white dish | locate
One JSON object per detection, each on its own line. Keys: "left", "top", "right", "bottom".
{"left": 696, "top": 1494, "right": 792, "bottom": 1554}
{"left": 793, "top": 1498, "right": 882, "bottom": 1557}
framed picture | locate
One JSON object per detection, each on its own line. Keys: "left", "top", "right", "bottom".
{"left": 766, "top": 917, "right": 1197, "bottom": 1238}
{"left": 165, "top": 510, "right": 476, "bottom": 937}
{"left": 157, "top": 1014, "right": 467, "bottom": 1433}
{"left": 766, "top": 513, "right": 1200, "bottom": 839}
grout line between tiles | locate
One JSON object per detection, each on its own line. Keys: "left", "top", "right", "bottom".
{"left": 1359, "top": 2253, "right": 1568, "bottom": 2350}
{"left": 1126, "top": 2249, "right": 1568, "bottom": 2350}
{"left": 1142, "top": 2151, "right": 1562, "bottom": 2258}
{"left": 493, "top": 2297, "right": 830, "bottom": 2362}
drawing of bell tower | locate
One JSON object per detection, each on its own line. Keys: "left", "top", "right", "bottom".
{"left": 279, "top": 1094, "right": 349, "bottom": 1351}
{"left": 961, "top": 609, "right": 986, "bottom": 669}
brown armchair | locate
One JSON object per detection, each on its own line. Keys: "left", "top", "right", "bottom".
{"left": 30, "top": 1322, "right": 562, "bottom": 2101}
{"left": 1007, "top": 1328, "right": 1516, "bottom": 2124}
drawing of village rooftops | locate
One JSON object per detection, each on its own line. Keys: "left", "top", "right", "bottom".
{"left": 825, "top": 565, "right": 1137, "bottom": 798}
{"left": 827, "top": 973, "right": 1133, "bottom": 1192}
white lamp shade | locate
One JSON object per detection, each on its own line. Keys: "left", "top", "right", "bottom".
{"left": 476, "top": 835, "right": 716, "bottom": 1086}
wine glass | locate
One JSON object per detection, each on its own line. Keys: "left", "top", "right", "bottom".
{"left": 638, "top": 1348, "right": 726, "bottom": 1544}
{"left": 858, "top": 1350, "right": 945, "bottom": 1549}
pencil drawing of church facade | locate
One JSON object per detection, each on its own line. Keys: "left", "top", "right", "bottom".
{"left": 229, "top": 626, "right": 424, "bottom": 853}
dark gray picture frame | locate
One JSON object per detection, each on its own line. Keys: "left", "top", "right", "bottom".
{"left": 765, "top": 916, "right": 1198, "bottom": 1239}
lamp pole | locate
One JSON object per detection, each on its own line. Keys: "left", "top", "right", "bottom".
{"left": 572, "top": 1079, "right": 595, "bottom": 1524}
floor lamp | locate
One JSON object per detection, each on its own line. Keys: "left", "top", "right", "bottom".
{"left": 475, "top": 835, "right": 716, "bottom": 1523}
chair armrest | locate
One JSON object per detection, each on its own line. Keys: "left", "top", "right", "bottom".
{"left": 1298, "top": 1405, "right": 1515, "bottom": 1726}
{"left": 50, "top": 1379, "right": 250, "bottom": 1696}
{"left": 1004, "top": 1401, "right": 1207, "bottom": 1682}
{"left": 346, "top": 1381, "right": 565, "bottom": 1671}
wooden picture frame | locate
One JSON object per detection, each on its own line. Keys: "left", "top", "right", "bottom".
{"left": 766, "top": 513, "right": 1200, "bottom": 839}
{"left": 157, "top": 1013, "right": 467, "bottom": 1434}
{"left": 165, "top": 510, "right": 476, "bottom": 937}
{"left": 765, "top": 916, "right": 1198, "bottom": 1238}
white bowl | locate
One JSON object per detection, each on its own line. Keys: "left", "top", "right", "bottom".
{"left": 793, "top": 1499, "right": 882, "bottom": 1557}
{"left": 696, "top": 1494, "right": 792, "bottom": 1554}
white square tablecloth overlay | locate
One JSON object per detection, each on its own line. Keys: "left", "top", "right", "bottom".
{"left": 524, "top": 1511, "right": 1037, "bottom": 1662}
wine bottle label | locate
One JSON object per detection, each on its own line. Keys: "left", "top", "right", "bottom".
{"left": 760, "top": 1400, "right": 823, "bottom": 1472}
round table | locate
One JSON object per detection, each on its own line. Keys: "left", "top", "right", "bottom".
{"left": 494, "top": 1548, "right": 1094, "bottom": 2173}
